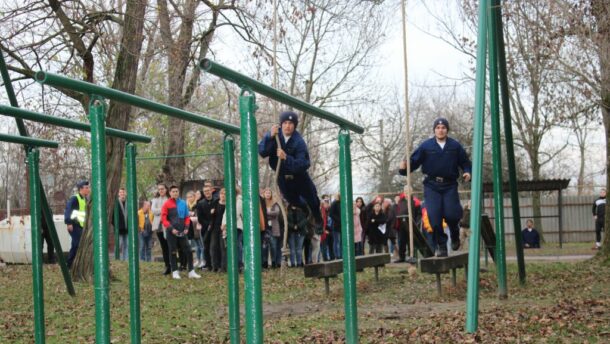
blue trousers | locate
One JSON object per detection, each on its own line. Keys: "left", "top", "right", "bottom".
{"left": 332, "top": 231, "right": 342, "bottom": 260}
{"left": 139, "top": 233, "right": 153, "bottom": 262}
{"left": 67, "top": 226, "right": 83, "bottom": 267}
{"left": 278, "top": 176, "right": 322, "bottom": 222}
{"left": 288, "top": 232, "right": 305, "bottom": 266}
{"left": 119, "top": 233, "right": 128, "bottom": 261}
{"left": 424, "top": 181, "right": 462, "bottom": 249}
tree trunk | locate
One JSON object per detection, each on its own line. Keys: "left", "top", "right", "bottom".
{"left": 578, "top": 143, "right": 585, "bottom": 196}
{"left": 71, "top": 0, "right": 147, "bottom": 281}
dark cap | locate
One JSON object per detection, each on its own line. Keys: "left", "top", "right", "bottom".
{"left": 76, "top": 180, "right": 89, "bottom": 189}
{"left": 433, "top": 117, "right": 449, "bottom": 131}
{"left": 279, "top": 111, "right": 298, "bottom": 127}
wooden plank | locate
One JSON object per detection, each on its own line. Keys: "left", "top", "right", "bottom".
{"left": 303, "top": 253, "right": 390, "bottom": 278}
{"left": 419, "top": 252, "right": 469, "bottom": 274}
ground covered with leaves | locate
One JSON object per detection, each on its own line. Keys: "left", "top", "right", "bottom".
{"left": 1, "top": 252, "right": 609, "bottom": 343}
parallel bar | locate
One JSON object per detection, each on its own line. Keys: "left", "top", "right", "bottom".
{"left": 239, "top": 90, "right": 263, "bottom": 343}
{"left": 126, "top": 143, "right": 141, "bottom": 344}
{"left": 493, "top": 0, "right": 525, "bottom": 284}
{"left": 0, "top": 105, "right": 151, "bottom": 143}
{"left": 488, "top": 2, "right": 507, "bottom": 299}
{"left": 223, "top": 136, "right": 240, "bottom": 344}
{"left": 0, "top": 133, "right": 58, "bottom": 148}
{"left": 200, "top": 59, "right": 364, "bottom": 134}
{"left": 465, "top": 0, "right": 489, "bottom": 333}
{"left": 89, "top": 97, "right": 111, "bottom": 344}
{"left": 34, "top": 72, "right": 240, "bottom": 135}
{"left": 338, "top": 131, "right": 359, "bottom": 344}
{"left": 28, "top": 149, "right": 45, "bottom": 344}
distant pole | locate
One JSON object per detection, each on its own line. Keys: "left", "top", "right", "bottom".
{"left": 401, "top": 0, "right": 415, "bottom": 259}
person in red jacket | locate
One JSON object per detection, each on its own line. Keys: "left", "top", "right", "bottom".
{"left": 162, "top": 185, "right": 200, "bottom": 280}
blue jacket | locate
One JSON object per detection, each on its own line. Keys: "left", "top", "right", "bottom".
{"left": 258, "top": 129, "right": 311, "bottom": 177}
{"left": 401, "top": 137, "right": 471, "bottom": 181}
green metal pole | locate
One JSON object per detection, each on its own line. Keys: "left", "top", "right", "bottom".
{"left": 40, "top": 189, "right": 75, "bottom": 296}
{"left": 223, "top": 136, "right": 240, "bottom": 344}
{"left": 338, "top": 130, "right": 358, "bottom": 344}
{"left": 0, "top": 51, "right": 28, "bottom": 135}
{"left": 28, "top": 148, "right": 45, "bottom": 344}
{"left": 200, "top": 59, "right": 364, "bottom": 134}
{"left": 487, "top": 0, "right": 508, "bottom": 299}
{"left": 0, "top": 106, "right": 151, "bottom": 143}
{"left": 0, "top": 133, "right": 58, "bottom": 148}
{"left": 34, "top": 72, "right": 239, "bottom": 135}
{"left": 488, "top": 0, "right": 507, "bottom": 299}
{"left": 89, "top": 96, "right": 111, "bottom": 343}
{"left": 493, "top": 0, "right": 525, "bottom": 285}
{"left": 114, "top": 200, "right": 120, "bottom": 260}
{"left": 239, "top": 88, "right": 263, "bottom": 344}
{"left": 465, "top": 0, "right": 489, "bottom": 333}
{"left": 125, "top": 143, "right": 141, "bottom": 344}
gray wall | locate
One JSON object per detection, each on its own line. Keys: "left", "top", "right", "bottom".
{"left": 481, "top": 195, "right": 597, "bottom": 244}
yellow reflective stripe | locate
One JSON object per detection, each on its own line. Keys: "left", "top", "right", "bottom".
{"left": 74, "top": 194, "right": 87, "bottom": 227}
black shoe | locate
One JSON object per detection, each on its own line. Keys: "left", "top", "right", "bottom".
{"left": 436, "top": 248, "right": 448, "bottom": 257}
{"left": 163, "top": 267, "right": 171, "bottom": 275}
{"left": 451, "top": 238, "right": 461, "bottom": 251}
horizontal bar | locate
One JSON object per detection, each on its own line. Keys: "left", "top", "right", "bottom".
{"left": 0, "top": 105, "right": 151, "bottom": 143}
{"left": 200, "top": 59, "right": 365, "bottom": 134}
{"left": 34, "top": 72, "right": 240, "bottom": 135}
{"left": 0, "top": 133, "right": 58, "bottom": 148}
{"left": 135, "top": 152, "right": 222, "bottom": 161}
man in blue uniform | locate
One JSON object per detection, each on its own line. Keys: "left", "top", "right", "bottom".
{"left": 258, "top": 111, "right": 322, "bottom": 225}
{"left": 64, "top": 180, "right": 90, "bottom": 267}
{"left": 399, "top": 118, "right": 471, "bottom": 257}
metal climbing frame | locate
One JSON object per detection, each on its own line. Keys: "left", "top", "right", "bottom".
{"left": 0, "top": 135, "right": 59, "bottom": 344}
{"left": 465, "top": 0, "right": 524, "bottom": 333}
{"left": 33, "top": 71, "right": 239, "bottom": 344}
{"left": 200, "top": 59, "right": 365, "bottom": 344}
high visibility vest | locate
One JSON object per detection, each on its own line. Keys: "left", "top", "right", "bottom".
{"left": 70, "top": 193, "right": 87, "bottom": 227}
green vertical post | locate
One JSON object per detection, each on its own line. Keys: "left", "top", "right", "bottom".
{"left": 125, "top": 143, "right": 141, "bottom": 344}
{"left": 465, "top": 0, "right": 489, "bottom": 333}
{"left": 114, "top": 200, "right": 120, "bottom": 260}
{"left": 239, "top": 88, "right": 263, "bottom": 343}
{"left": 223, "top": 136, "right": 240, "bottom": 344}
{"left": 89, "top": 96, "right": 111, "bottom": 343}
{"left": 493, "top": 0, "right": 525, "bottom": 284}
{"left": 28, "top": 148, "right": 45, "bottom": 344}
{"left": 488, "top": 0, "right": 507, "bottom": 299}
{"left": 338, "top": 130, "right": 358, "bottom": 343}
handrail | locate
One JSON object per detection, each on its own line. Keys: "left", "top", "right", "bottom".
{"left": 200, "top": 59, "right": 365, "bottom": 134}
{"left": 0, "top": 133, "right": 59, "bottom": 148}
{"left": 0, "top": 105, "right": 151, "bottom": 143}
{"left": 34, "top": 71, "right": 240, "bottom": 135}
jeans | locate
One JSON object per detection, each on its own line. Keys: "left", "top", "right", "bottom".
{"left": 288, "top": 232, "right": 305, "bottom": 266}
{"left": 261, "top": 231, "right": 271, "bottom": 268}
{"left": 310, "top": 234, "right": 321, "bottom": 263}
{"left": 119, "top": 233, "right": 128, "bottom": 261}
{"left": 166, "top": 230, "right": 193, "bottom": 272}
{"left": 321, "top": 236, "right": 331, "bottom": 261}
{"left": 139, "top": 233, "right": 153, "bottom": 262}
{"left": 191, "top": 236, "right": 204, "bottom": 263}
{"left": 331, "top": 231, "right": 342, "bottom": 260}
{"left": 269, "top": 235, "right": 283, "bottom": 267}
{"left": 67, "top": 226, "right": 83, "bottom": 267}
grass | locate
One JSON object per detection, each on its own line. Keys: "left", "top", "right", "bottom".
{"left": 1, "top": 254, "right": 609, "bottom": 343}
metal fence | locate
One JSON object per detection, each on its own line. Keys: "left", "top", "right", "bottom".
{"left": 483, "top": 195, "right": 597, "bottom": 243}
